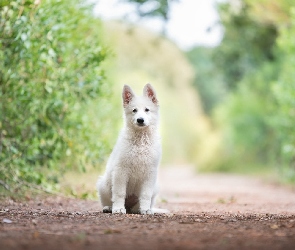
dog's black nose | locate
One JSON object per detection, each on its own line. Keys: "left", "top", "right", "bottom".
{"left": 137, "top": 118, "right": 144, "bottom": 124}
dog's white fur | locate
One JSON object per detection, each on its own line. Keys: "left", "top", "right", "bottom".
{"left": 96, "top": 83, "right": 165, "bottom": 214}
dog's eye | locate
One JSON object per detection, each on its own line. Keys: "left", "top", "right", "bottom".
{"left": 132, "top": 108, "right": 137, "bottom": 113}
{"left": 145, "top": 108, "right": 150, "bottom": 112}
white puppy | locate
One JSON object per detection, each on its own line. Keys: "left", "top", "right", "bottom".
{"left": 97, "top": 83, "right": 163, "bottom": 214}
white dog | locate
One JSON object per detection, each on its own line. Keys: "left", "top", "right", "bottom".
{"left": 97, "top": 83, "right": 165, "bottom": 214}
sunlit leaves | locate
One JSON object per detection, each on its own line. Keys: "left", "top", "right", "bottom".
{"left": 124, "top": 0, "right": 176, "bottom": 20}
{"left": 0, "top": 0, "right": 109, "bottom": 191}
{"left": 272, "top": 8, "right": 295, "bottom": 176}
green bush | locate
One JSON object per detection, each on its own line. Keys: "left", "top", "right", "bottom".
{"left": 213, "top": 2, "right": 277, "bottom": 90}
{"left": 186, "top": 47, "right": 226, "bottom": 115}
{"left": 213, "top": 62, "right": 279, "bottom": 170}
{"left": 272, "top": 8, "right": 295, "bottom": 181}
{"left": 0, "top": 0, "right": 110, "bottom": 192}
{"left": 183, "top": 1, "right": 295, "bottom": 183}
{"left": 215, "top": 7, "right": 295, "bottom": 181}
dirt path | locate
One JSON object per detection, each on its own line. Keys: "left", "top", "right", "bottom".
{"left": 159, "top": 166, "right": 295, "bottom": 214}
{"left": 1, "top": 166, "right": 295, "bottom": 250}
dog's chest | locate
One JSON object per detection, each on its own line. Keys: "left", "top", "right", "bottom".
{"left": 126, "top": 141, "right": 156, "bottom": 166}
{"left": 124, "top": 142, "right": 158, "bottom": 190}
{"left": 120, "top": 134, "right": 160, "bottom": 170}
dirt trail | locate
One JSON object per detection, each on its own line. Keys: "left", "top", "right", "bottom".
{"left": 1, "top": 166, "right": 295, "bottom": 250}
{"left": 159, "top": 166, "right": 295, "bottom": 214}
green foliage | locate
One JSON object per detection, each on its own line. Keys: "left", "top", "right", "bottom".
{"left": 213, "top": 2, "right": 277, "bottom": 90}
{"left": 188, "top": 0, "right": 295, "bottom": 183}
{"left": 272, "top": 8, "right": 295, "bottom": 181}
{"left": 246, "top": 0, "right": 294, "bottom": 26}
{"left": 213, "top": 62, "right": 279, "bottom": 169}
{"left": 0, "top": 0, "right": 110, "bottom": 193}
{"left": 186, "top": 47, "right": 225, "bottom": 115}
{"left": 187, "top": 2, "right": 278, "bottom": 115}
{"left": 124, "top": 0, "right": 176, "bottom": 20}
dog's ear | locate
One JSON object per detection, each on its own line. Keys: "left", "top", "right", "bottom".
{"left": 122, "top": 85, "right": 135, "bottom": 107}
{"left": 143, "top": 83, "right": 158, "bottom": 106}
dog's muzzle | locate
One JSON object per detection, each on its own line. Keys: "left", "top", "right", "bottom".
{"left": 136, "top": 118, "right": 145, "bottom": 126}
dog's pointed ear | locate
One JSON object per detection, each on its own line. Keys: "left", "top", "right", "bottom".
{"left": 122, "top": 85, "right": 135, "bottom": 107}
{"left": 143, "top": 83, "right": 158, "bottom": 106}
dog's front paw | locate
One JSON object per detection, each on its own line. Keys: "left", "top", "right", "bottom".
{"left": 102, "top": 206, "right": 112, "bottom": 213}
{"left": 112, "top": 208, "right": 126, "bottom": 214}
{"left": 140, "top": 209, "right": 153, "bottom": 215}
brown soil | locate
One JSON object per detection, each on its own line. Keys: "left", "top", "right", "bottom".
{"left": 1, "top": 166, "right": 295, "bottom": 250}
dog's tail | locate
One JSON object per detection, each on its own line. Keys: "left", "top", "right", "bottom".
{"left": 152, "top": 208, "right": 170, "bottom": 214}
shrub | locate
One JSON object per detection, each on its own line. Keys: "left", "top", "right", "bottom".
{"left": 272, "top": 8, "right": 295, "bottom": 181}
{"left": 0, "top": 0, "right": 109, "bottom": 192}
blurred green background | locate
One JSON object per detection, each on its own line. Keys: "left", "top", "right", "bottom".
{"left": 1, "top": 0, "right": 295, "bottom": 198}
